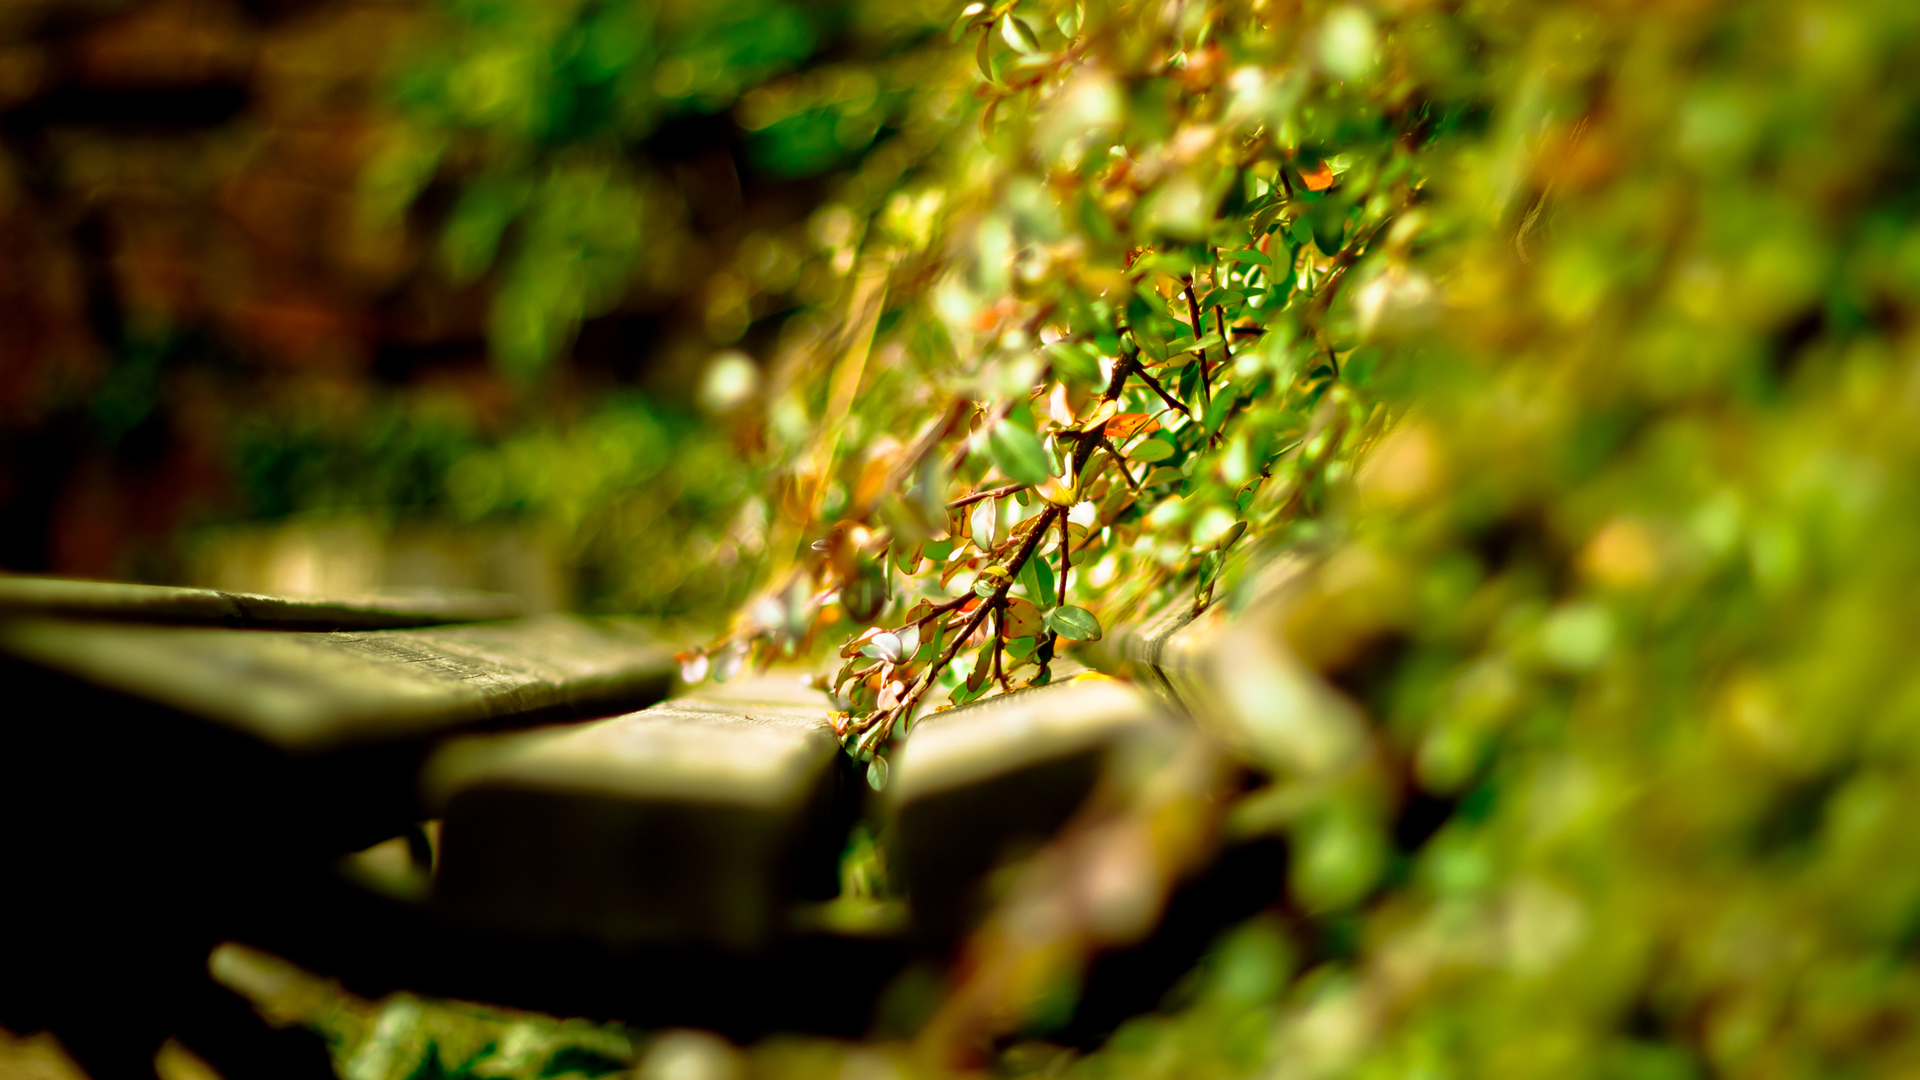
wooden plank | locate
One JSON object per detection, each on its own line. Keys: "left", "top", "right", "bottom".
{"left": 1114, "top": 555, "right": 1366, "bottom": 775}
{"left": 884, "top": 673, "right": 1176, "bottom": 939}
{"left": 0, "top": 614, "right": 670, "bottom": 754}
{"left": 427, "top": 675, "right": 850, "bottom": 952}
{"left": 0, "top": 615, "right": 676, "bottom": 1080}
{"left": 0, "top": 574, "right": 522, "bottom": 629}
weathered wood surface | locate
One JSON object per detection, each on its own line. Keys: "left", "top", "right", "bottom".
{"left": 0, "top": 612, "right": 677, "bottom": 1080}
{"left": 884, "top": 673, "right": 1177, "bottom": 938}
{"left": 0, "top": 574, "right": 523, "bottom": 629}
{"left": 1114, "top": 555, "right": 1366, "bottom": 775}
{"left": 428, "top": 674, "right": 849, "bottom": 952}
{"left": 0, "top": 613, "right": 672, "bottom": 754}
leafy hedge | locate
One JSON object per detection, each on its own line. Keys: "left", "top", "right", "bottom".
{"left": 300, "top": 0, "right": 1920, "bottom": 1074}
{"left": 672, "top": 0, "right": 1920, "bottom": 1074}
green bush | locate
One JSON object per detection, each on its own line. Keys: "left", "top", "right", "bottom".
{"left": 267, "top": 0, "right": 1920, "bottom": 1074}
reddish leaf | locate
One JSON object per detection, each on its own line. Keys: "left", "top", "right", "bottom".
{"left": 1104, "top": 412, "right": 1161, "bottom": 439}
{"left": 1296, "top": 157, "right": 1335, "bottom": 192}
{"left": 1004, "top": 595, "right": 1044, "bottom": 637}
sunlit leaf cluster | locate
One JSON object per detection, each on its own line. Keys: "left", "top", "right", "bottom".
{"left": 656, "top": 0, "right": 1920, "bottom": 1074}
{"left": 678, "top": 0, "right": 1423, "bottom": 780}
{"left": 291, "top": 0, "right": 1920, "bottom": 1075}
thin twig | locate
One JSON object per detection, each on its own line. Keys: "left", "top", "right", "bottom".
{"left": 1127, "top": 355, "right": 1189, "bottom": 416}
{"left": 858, "top": 505, "right": 1061, "bottom": 754}
{"left": 1099, "top": 436, "right": 1139, "bottom": 491}
{"left": 853, "top": 346, "right": 1133, "bottom": 756}
{"left": 991, "top": 598, "right": 1008, "bottom": 690}
{"left": 1056, "top": 508, "right": 1070, "bottom": 602}
{"left": 913, "top": 595, "right": 971, "bottom": 624}
{"left": 1182, "top": 277, "right": 1212, "bottom": 409}
{"left": 948, "top": 483, "right": 1027, "bottom": 509}
{"left": 1207, "top": 305, "right": 1235, "bottom": 445}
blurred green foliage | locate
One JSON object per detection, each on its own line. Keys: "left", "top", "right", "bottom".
{"left": 0, "top": 0, "right": 942, "bottom": 613}
{"left": 370, "top": 0, "right": 939, "bottom": 375}
{"left": 19, "top": 0, "right": 1920, "bottom": 1073}
{"left": 655, "top": 0, "right": 1920, "bottom": 1074}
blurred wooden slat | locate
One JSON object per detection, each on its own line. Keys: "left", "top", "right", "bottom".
{"left": 0, "top": 574, "right": 524, "bottom": 630}
{"left": 0, "top": 612, "right": 667, "bottom": 753}
{"left": 884, "top": 674, "right": 1176, "bottom": 939}
{"left": 0, "top": 613, "right": 677, "bottom": 1080}
{"left": 1116, "top": 556, "right": 1367, "bottom": 776}
{"left": 428, "top": 675, "right": 849, "bottom": 952}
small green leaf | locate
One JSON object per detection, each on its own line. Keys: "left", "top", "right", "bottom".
{"left": 1205, "top": 391, "right": 1232, "bottom": 438}
{"left": 1310, "top": 201, "right": 1347, "bottom": 256}
{"left": 1132, "top": 251, "right": 1196, "bottom": 279}
{"left": 1045, "top": 604, "right": 1103, "bottom": 641}
{"left": 950, "top": 1, "right": 988, "bottom": 41}
{"left": 1002, "top": 15, "right": 1040, "bottom": 52}
{"left": 974, "top": 576, "right": 999, "bottom": 598}
{"left": 843, "top": 570, "right": 887, "bottom": 622}
{"left": 1046, "top": 340, "right": 1101, "bottom": 381}
{"left": 1226, "top": 248, "right": 1273, "bottom": 267}
{"left": 1178, "top": 332, "right": 1223, "bottom": 355}
{"left": 1198, "top": 550, "right": 1222, "bottom": 587}
{"left": 1267, "top": 269, "right": 1296, "bottom": 309}
{"left": 1130, "top": 437, "right": 1175, "bottom": 463}
{"left": 892, "top": 541, "right": 921, "bottom": 575}
{"left": 1018, "top": 555, "right": 1055, "bottom": 606}
{"left": 867, "top": 756, "right": 889, "bottom": 790}
{"left": 966, "top": 638, "right": 994, "bottom": 691}
{"left": 987, "top": 420, "right": 1053, "bottom": 485}
{"left": 976, "top": 23, "right": 995, "bottom": 79}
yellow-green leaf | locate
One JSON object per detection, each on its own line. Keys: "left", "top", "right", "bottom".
{"left": 1045, "top": 604, "right": 1103, "bottom": 641}
{"left": 1129, "top": 437, "right": 1175, "bottom": 463}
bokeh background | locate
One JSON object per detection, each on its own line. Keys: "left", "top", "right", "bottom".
{"left": 17, "top": 0, "right": 1920, "bottom": 1078}
{"left": 0, "top": 0, "right": 940, "bottom": 615}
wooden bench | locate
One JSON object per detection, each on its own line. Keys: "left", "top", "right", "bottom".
{"left": 0, "top": 574, "right": 523, "bottom": 630}
{"left": 883, "top": 673, "right": 1182, "bottom": 940}
{"left": 426, "top": 674, "right": 852, "bottom": 952}
{"left": 0, "top": 580, "right": 673, "bottom": 1079}
{"left": 0, "top": 576, "right": 1272, "bottom": 1069}
{"left": 1115, "top": 557, "right": 1367, "bottom": 777}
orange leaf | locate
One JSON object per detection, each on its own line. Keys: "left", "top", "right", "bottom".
{"left": 1105, "top": 412, "right": 1161, "bottom": 439}
{"left": 1296, "top": 157, "right": 1335, "bottom": 192}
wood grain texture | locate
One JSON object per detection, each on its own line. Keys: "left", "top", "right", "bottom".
{"left": 0, "top": 575, "right": 523, "bottom": 630}
{"left": 429, "top": 676, "right": 849, "bottom": 952}
{"left": 0, "top": 614, "right": 672, "bottom": 752}
{"left": 884, "top": 674, "right": 1173, "bottom": 939}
